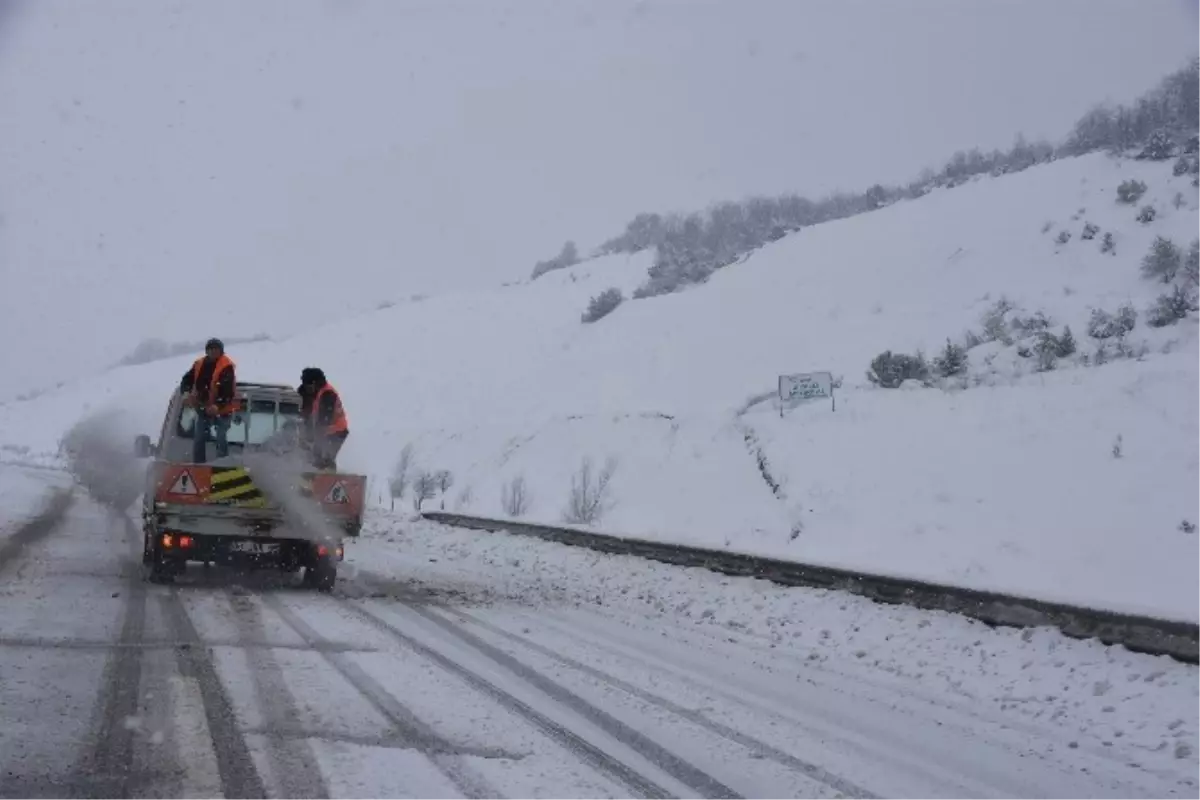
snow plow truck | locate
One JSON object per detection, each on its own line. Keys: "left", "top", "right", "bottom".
{"left": 135, "top": 381, "right": 365, "bottom": 591}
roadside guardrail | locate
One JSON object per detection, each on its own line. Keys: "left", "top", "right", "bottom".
{"left": 422, "top": 511, "right": 1199, "bottom": 663}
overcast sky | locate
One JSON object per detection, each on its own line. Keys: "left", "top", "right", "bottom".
{"left": 0, "top": 0, "right": 1196, "bottom": 395}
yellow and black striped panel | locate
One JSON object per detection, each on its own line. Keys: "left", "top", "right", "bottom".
{"left": 208, "top": 466, "right": 269, "bottom": 508}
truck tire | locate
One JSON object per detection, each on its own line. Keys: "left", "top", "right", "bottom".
{"left": 306, "top": 555, "right": 336, "bottom": 593}
{"left": 144, "top": 529, "right": 175, "bottom": 584}
{"left": 147, "top": 552, "right": 176, "bottom": 584}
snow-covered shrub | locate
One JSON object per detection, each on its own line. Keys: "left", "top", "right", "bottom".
{"left": 1041, "top": 220, "right": 1054, "bottom": 234}
{"left": 1101, "top": 232, "right": 1116, "bottom": 254}
{"left": 531, "top": 240, "right": 580, "bottom": 280}
{"left": 962, "top": 329, "right": 984, "bottom": 349}
{"left": 979, "top": 297, "right": 1015, "bottom": 344}
{"left": 867, "top": 350, "right": 931, "bottom": 388}
{"left": 1087, "top": 303, "right": 1138, "bottom": 340}
{"left": 412, "top": 471, "right": 437, "bottom": 511}
{"left": 1055, "top": 230, "right": 1071, "bottom": 245}
{"left": 1139, "top": 130, "right": 1174, "bottom": 161}
{"left": 1141, "top": 236, "right": 1182, "bottom": 283}
{"left": 501, "top": 475, "right": 531, "bottom": 517}
{"left": 1146, "top": 285, "right": 1199, "bottom": 327}
{"left": 1174, "top": 192, "right": 1187, "bottom": 209}
{"left": 1174, "top": 155, "right": 1191, "bottom": 176}
{"left": 1035, "top": 347, "right": 1057, "bottom": 373}
{"left": 581, "top": 287, "right": 624, "bottom": 323}
{"left": 1181, "top": 520, "right": 1197, "bottom": 534}
{"left": 1184, "top": 240, "right": 1199, "bottom": 285}
{"left": 1033, "top": 332, "right": 1059, "bottom": 372}
{"left": 563, "top": 457, "right": 617, "bottom": 525}
{"left": 1055, "top": 325, "right": 1077, "bottom": 357}
{"left": 932, "top": 339, "right": 968, "bottom": 378}
{"left": 598, "top": 212, "right": 668, "bottom": 255}
{"left": 1136, "top": 204, "right": 1157, "bottom": 224}
{"left": 1116, "top": 179, "right": 1147, "bottom": 204}
{"left": 1081, "top": 222, "right": 1099, "bottom": 240}
{"left": 433, "top": 469, "right": 454, "bottom": 509}
{"left": 1010, "top": 310, "right": 1052, "bottom": 336}
{"left": 388, "top": 443, "right": 415, "bottom": 510}
{"left": 1115, "top": 336, "right": 1146, "bottom": 360}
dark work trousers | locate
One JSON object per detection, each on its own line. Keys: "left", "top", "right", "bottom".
{"left": 193, "top": 411, "right": 231, "bottom": 464}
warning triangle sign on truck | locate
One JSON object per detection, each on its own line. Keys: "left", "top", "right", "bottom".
{"left": 324, "top": 481, "right": 349, "bottom": 504}
{"left": 169, "top": 470, "right": 198, "bottom": 495}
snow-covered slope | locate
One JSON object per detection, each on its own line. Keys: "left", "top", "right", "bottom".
{"left": 5, "top": 0, "right": 1194, "bottom": 397}
{"left": 2, "top": 152, "right": 1196, "bottom": 621}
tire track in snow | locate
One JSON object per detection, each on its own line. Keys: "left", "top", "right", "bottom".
{"left": 526, "top": 608, "right": 1087, "bottom": 798}
{"left": 404, "top": 603, "right": 743, "bottom": 800}
{"left": 161, "top": 587, "right": 267, "bottom": 799}
{"left": 75, "top": 557, "right": 149, "bottom": 798}
{"left": 441, "top": 607, "right": 876, "bottom": 800}
{"left": 259, "top": 594, "right": 499, "bottom": 800}
{"left": 223, "top": 589, "right": 331, "bottom": 799}
{"left": 341, "top": 597, "right": 735, "bottom": 799}
{"left": 735, "top": 422, "right": 803, "bottom": 538}
{"left": 0, "top": 487, "right": 74, "bottom": 573}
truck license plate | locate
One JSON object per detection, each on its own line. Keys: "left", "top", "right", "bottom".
{"left": 230, "top": 541, "right": 279, "bottom": 554}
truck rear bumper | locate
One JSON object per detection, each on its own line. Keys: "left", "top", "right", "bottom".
{"left": 148, "top": 503, "right": 358, "bottom": 540}
{"left": 154, "top": 531, "right": 345, "bottom": 567}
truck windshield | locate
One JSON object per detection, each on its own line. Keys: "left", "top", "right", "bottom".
{"left": 178, "top": 399, "right": 303, "bottom": 447}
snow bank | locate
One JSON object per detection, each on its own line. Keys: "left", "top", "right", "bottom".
{"left": 0, "top": 154, "right": 1195, "bottom": 619}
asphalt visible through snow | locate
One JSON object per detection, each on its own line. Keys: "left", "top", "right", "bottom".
{"left": 0, "top": 489, "right": 1193, "bottom": 798}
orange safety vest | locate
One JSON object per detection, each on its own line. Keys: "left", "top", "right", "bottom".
{"left": 190, "top": 354, "right": 237, "bottom": 416}
{"left": 313, "top": 383, "right": 349, "bottom": 435}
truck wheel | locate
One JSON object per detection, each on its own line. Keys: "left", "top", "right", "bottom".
{"left": 307, "top": 555, "right": 336, "bottom": 593}
{"left": 144, "top": 530, "right": 175, "bottom": 583}
{"left": 279, "top": 547, "right": 302, "bottom": 574}
{"left": 147, "top": 553, "right": 176, "bottom": 584}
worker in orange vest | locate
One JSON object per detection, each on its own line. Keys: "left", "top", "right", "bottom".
{"left": 180, "top": 338, "right": 237, "bottom": 463}
{"left": 298, "top": 367, "right": 349, "bottom": 470}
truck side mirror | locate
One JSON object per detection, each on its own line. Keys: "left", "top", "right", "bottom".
{"left": 134, "top": 434, "right": 156, "bottom": 459}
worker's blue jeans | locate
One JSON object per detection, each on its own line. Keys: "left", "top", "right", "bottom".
{"left": 193, "top": 412, "right": 231, "bottom": 464}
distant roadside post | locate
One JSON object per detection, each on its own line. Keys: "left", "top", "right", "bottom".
{"left": 778, "top": 371, "right": 834, "bottom": 417}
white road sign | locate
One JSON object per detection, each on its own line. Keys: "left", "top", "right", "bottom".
{"left": 779, "top": 371, "right": 835, "bottom": 414}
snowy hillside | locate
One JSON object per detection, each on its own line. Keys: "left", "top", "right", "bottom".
{"left": 6, "top": 1, "right": 1194, "bottom": 398}
{"left": 1, "top": 152, "right": 1196, "bottom": 621}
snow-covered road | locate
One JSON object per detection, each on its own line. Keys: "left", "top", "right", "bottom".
{"left": 0, "top": 463, "right": 70, "bottom": 534}
{"left": 0, "top": 494, "right": 1195, "bottom": 798}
